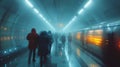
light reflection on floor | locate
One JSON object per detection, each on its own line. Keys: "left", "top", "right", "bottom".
{"left": 1, "top": 40, "right": 104, "bottom": 67}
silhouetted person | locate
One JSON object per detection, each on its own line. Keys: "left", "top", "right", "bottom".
{"left": 47, "top": 31, "right": 53, "bottom": 54}
{"left": 61, "top": 34, "right": 66, "bottom": 49}
{"left": 54, "top": 33, "right": 59, "bottom": 54}
{"left": 68, "top": 33, "right": 72, "bottom": 45}
{"left": 54, "top": 33, "right": 58, "bottom": 45}
{"left": 26, "top": 28, "right": 38, "bottom": 64}
{"left": 68, "top": 33, "right": 72, "bottom": 55}
{"left": 38, "top": 31, "right": 50, "bottom": 67}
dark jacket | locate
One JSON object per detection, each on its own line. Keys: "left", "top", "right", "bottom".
{"left": 38, "top": 31, "right": 50, "bottom": 56}
{"left": 27, "top": 32, "right": 38, "bottom": 50}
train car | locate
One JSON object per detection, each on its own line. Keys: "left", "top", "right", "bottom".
{"left": 71, "top": 20, "right": 120, "bottom": 67}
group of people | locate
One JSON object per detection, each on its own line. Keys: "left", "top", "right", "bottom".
{"left": 26, "top": 28, "right": 53, "bottom": 66}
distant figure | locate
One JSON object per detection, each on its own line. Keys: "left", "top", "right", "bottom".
{"left": 61, "top": 34, "right": 66, "bottom": 49}
{"left": 54, "top": 33, "right": 58, "bottom": 53}
{"left": 47, "top": 31, "right": 53, "bottom": 54}
{"left": 38, "top": 31, "right": 50, "bottom": 67}
{"left": 54, "top": 33, "right": 58, "bottom": 45}
{"left": 68, "top": 33, "right": 72, "bottom": 45}
{"left": 68, "top": 33, "right": 72, "bottom": 55}
{"left": 26, "top": 28, "right": 39, "bottom": 64}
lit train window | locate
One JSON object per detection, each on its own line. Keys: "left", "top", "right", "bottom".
{"left": 88, "top": 30, "right": 94, "bottom": 34}
{"left": 116, "top": 37, "right": 120, "bottom": 50}
{"left": 76, "top": 32, "right": 81, "bottom": 40}
{"left": 87, "top": 30, "right": 103, "bottom": 46}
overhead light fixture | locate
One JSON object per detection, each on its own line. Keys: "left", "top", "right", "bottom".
{"left": 25, "top": 0, "right": 55, "bottom": 31}
{"left": 78, "top": 9, "right": 84, "bottom": 15}
{"left": 25, "top": 0, "right": 34, "bottom": 8}
{"left": 78, "top": 0, "right": 92, "bottom": 15}
{"left": 33, "top": 8, "right": 39, "bottom": 14}
{"left": 4, "top": 51, "right": 7, "bottom": 54}
{"left": 62, "top": 0, "right": 92, "bottom": 31}
{"left": 84, "top": 0, "right": 92, "bottom": 8}
{"left": 63, "top": 16, "right": 77, "bottom": 31}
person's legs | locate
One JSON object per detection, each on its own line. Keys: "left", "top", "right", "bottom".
{"left": 43, "top": 54, "right": 48, "bottom": 64}
{"left": 40, "top": 56, "right": 43, "bottom": 67}
{"left": 28, "top": 50, "right": 32, "bottom": 64}
{"left": 33, "top": 49, "right": 36, "bottom": 62}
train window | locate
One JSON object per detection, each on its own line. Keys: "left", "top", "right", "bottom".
{"left": 76, "top": 32, "right": 81, "bottom": 40}
{"left": 87, "top": 29, "right": 103, "bottom": 46}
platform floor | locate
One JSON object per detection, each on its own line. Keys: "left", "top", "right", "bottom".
{"left": 2, "top": 43, "right": 69, "bottom": 67}
{"left": 1, "top": 41, "right": 103, "bottom": 67}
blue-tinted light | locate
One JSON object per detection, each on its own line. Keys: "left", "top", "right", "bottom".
{"left": 38, "top": 13, "right": 55, "bottom": 31}
{"left": 78, "top": 9, "right": 84, "bottom": 14}
{"left": 99, "top": 25, "right": 102, "bottom": 28}
{"left": 33, "top": 8, "right": 39, "bottom": 14}
{"left": 4, "top": 51, "right": 7, "bottom": 54}
{"left": 84, "top": 0, "right": 92, "bottom": 8}
{"left": 25, "top": 0, "right": 55, "bottom": 31}
{"left": 9, "top": 49, "right": 12, "bottom": 52}
{"left": 107, "top": 27, "right": 111, "bottom": 31}
{"left": 84, "top": 28, "right": 89, "bottom": 30}
{"left": 45, "top": 20, "right": 56, "bottom": 31}
{"left": 107, "top": 24, "right": 111, "bottom": 31}
{"left": 14, "top": 48, "right": 17, "bottom": 50}
{"left": 25, "top": 0, "right": 34, "bottom": 8}
{"left": 107, "top": 24, "right": 110, "bottom": 27}
{"left": 4, "top": 64, "right": 7, "bottom": 67}
{"left": 72, "top": 16, "right": 77, "bottom": 21}
{"left": 65, "top": 48, "right": 69, "bottom": 61}
{"left": 39, "top": 13, "right": 43, "bottom": 18}
{"left": 63, "top": 16, "right": 77, "bottom": 31}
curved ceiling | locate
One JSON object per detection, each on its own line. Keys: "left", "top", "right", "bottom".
{"left": 0, "top": 0, "right": 120, "bottom": 32}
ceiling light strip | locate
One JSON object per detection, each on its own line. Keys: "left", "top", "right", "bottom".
{"left": 25, "top": 0, "right": 34, "bottom": 8}
{"left": 63, "top": 16, "right": 77, "bottom": 31}
{"left": 25, "top": 0, "right": 55, "bottom": 31}
{"left": 33, "top": 8, "right": 39, "bottom": 14}
{"left": 78, "top": 9, "right": 84, "bottom": 15}
{"left": 78, "top": 0, "right": 92, "bottom": 14}
{"left": 62, "top": 0, "right": 92, "bottom": 31}
{"left": 84, "top": 0, "right": 92, "bottom": 8}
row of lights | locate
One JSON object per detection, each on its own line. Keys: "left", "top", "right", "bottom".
{"left": 0, "top": 36, "right": 25, "bottom": 41}
{"left": 63, "top": 0, "right": 92, "bottom": 31}
{"left": 0, "top": 26, "right": 27, "bottom": 32}
{"left": 2, "top": 48, "right": 17, "bottom": 54}
{"left": 25, "top": 0, "right": 92, "bottom": 32}
{"left": 0, "top": 36, "right": 14, "bottom": 41}
{"left": 78, "top": 0, "right": 92, "bottom": 14}
{"left": 25, "top": 0, "right": 55, "bottom": 31}
{"left": 0, "top": 26, "right": 8, "bottom": 31}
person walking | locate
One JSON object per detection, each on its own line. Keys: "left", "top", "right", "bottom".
{"left": 26, "top": 28, "right": 39, "bottom": 64}
{"left": 37, "top": 31, "right": 50, "bottom": 67}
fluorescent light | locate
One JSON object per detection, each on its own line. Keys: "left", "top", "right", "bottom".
{"left": 84, "top": 0, "right": 92, "bottom": 8}
{"left": 33, "top": 8, "right": 39, "bottom": 14}
{"left": 4, "top": 51, "right": 7, "bottom": 54}
{"left": 25, "top": 0, "right": 55, "bottom": 31}
{"left": 39, "top": 13, "right": 43, "bottom": 18}
{"left": 14, "top": 48, "right": 17, "bottom": 50}
{"left": 9, "top": 49, "right": 12, "bottom": 52}
{"left": 72, "top": 16, "right": 77, "bottom": 21}
{"left": 107, "top": 24, "right": 110, "bottom": 27}
{"left": 38, "top": 13, "right": 55, "bottom": 31}
{"left": 63, "top": 16, "right": 77, "bottom": 31}
{"left": 25, "top": 0, "right": 34, "bottom": 8}
{"left": 78, "top": 9, "right": 84, "bottom": 14}
{"left": 45, "top": 20, "right": 56, "bottom": 31}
